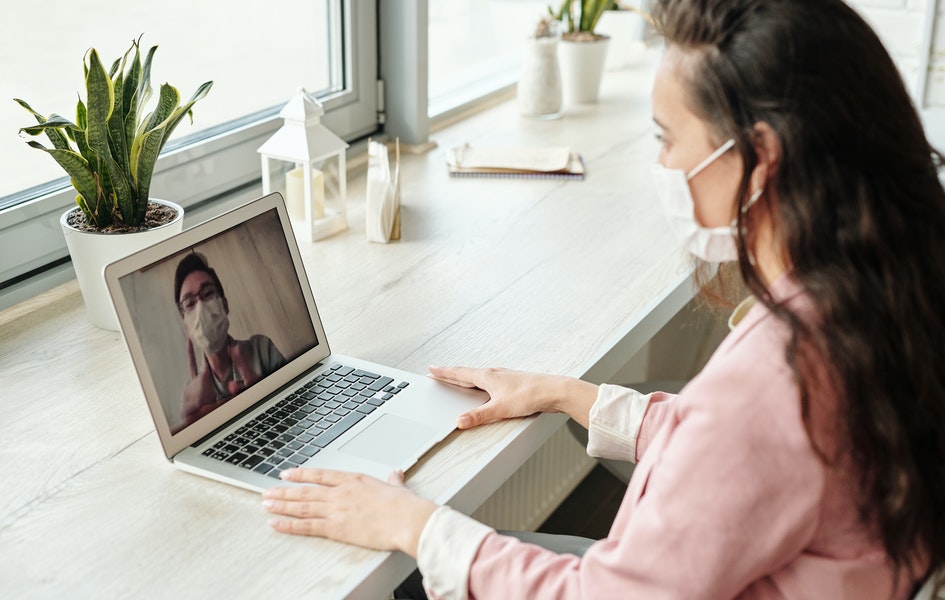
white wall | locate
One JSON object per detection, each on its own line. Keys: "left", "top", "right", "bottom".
{"left": 846, "top": 0, "right": 945, "bottom": 146}
{"left": 847, "top": 0, "right": 930, "bottom": 100}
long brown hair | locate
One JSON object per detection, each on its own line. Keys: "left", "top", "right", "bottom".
{"left": 653, "top": 0, "right": 945, "bottom": 594}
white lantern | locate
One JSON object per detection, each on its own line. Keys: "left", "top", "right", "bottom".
{"left": 257, "top": 89, "right": 349, "bottom": 242}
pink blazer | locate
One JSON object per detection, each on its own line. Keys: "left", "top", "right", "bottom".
{"left": 464, "top": 276, "right": 909, "bottom": 599}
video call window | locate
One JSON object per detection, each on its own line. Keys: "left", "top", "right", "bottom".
{"left": 118, "top": 209, "right": 318, "bottom": 434}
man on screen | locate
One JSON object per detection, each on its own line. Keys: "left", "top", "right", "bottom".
{"left": 174, "top": 252, "right": 286, "bottom": 428}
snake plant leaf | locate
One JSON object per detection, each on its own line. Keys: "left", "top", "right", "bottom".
{"left": 19, "top": 115, "right": 77, "bottom": 135}
{"left": 140, "top": 83, "right": 180, "bottom": 136}
{"left": 150, "top": 81, "right": 212, "bottom": 152}
{"left": 26, "top": 141, "right": 110, "bottom": 226}
{"left": 579, "top": 0, "right": 591, "bottom": 31}
{"left": 130, "top": 83, "right": 180, "bottom": 210}
{"left": 75, "top": 193, "right": 92, "bottom": 222}
{"left": 14, "top": 99, "right": 72, "bottom": 151}
{"left": 108, "top": 69, "right": 130, "bottom": 181}
{"left": 561, "top": 0, "right": 575, "bottom": 32}
{"left": 85, "top": 48, "right": 136, "bottom": 222}
{"left": 131, "top": 79, "right": 212, "bottom": 209}
{"left": 13, "top": 98, "right": 54, "bottom": 129}
{"left": 178, "top": 81, "right": 214, "bottom": 124}
{"left": 84, "top": 49, "right": 114, "bottom": 156}
{"left": 551, "top": 0, "right": 571, "bottom": 23}
{"left": 576, "top": 0, "right": 587, "bottom": 31}
{"left": 110, "top": 170, "right": 134, "bottom": 224}
{"left": 582, "top": 0, "right": 615, "bottom": 33}
{"left": 98, "top": 165, "right": 120, "bottom": 223}
{"left": 76, "top": 98, "right": 87, "bottom": 129}
{"left": 108, "top": 57, "right": 121, "bottom": 79}
{"left": 553, "top": 0, "right": 614, "bottom": 34}
{"left": 44, "top": 114, "right": 73, "bottom": 151}
{"left": 130, "top": 125, "right": 164, "bottom": 215}
{"left": 14, "top": 97, "right": 42, "bottom": 116}
{"left": 122, "top": 43, "right": 142, "bottom": 146}
{"left": 114, "top": 40, "right": 134, "bottom": 123}
{"left": 73, "top": 100, "right": 91, "bottom": 156}
{"left": 20, "top": 126, "right": 73, "bottom": 153}
{"left": 137, "top": 45, "right": 158, "bottom": 113}
{"left": 187, "top": 80, "right": 214, "bottom": 104}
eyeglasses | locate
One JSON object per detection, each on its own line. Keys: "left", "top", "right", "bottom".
{"left": 179, "top": 284, "right": 220, "bottom": 313}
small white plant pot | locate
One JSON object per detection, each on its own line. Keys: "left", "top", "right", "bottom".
{"left": 558, "top": 36, "right": 610, "bottom": 106}
{"left": 518, "top": 36, "right": 563, "bottom": 120}
{"left": 60, "top": 199, "right": 184, "bottom": 330}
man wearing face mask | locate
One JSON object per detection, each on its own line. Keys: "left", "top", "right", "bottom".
{"left": 174, "top": 252, "right": 286, "bottom": 428}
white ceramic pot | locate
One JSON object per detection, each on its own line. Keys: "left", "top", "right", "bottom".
{"left": 517, "top": 36, "right": 563, "bottom": 120}
{"left": 60, "top": 199, "right": 184, "bottom": 330}
{"left": 558, "top": 36, "right": 610, "bottom": 106}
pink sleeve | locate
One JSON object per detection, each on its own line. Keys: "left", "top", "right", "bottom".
{"left": 586, "top": 385, "right": 678, "bottom": 463}
{"left": 634, "top": 391, "right": 676, "bottom": 460}
{"left": 467, "top": 357, "right": 825, "bottom": 600}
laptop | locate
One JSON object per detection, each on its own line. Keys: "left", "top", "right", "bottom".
{"left": 104, "top": 192, "right": 485, "bottom": 491}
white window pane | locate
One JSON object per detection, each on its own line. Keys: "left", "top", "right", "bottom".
{"left": 428, "top": 0, "right": 550, "bottom": 112}
{"left": 2, "top": 0, "right": 336, "bottom": 201}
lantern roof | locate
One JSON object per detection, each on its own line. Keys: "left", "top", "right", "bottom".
{"left": 257, "top": 88, "right": 349, "bottom": 163}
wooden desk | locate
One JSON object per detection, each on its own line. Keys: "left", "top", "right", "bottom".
{"left": 0, "top": 53, "right": 694, "bottom": 599}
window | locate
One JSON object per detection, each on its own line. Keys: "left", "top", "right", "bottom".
{"left": 427, "top": 1, "right": 549, "bottom": 116}
{"left": 0, "top": 0, "right": 377, "bottom": 307}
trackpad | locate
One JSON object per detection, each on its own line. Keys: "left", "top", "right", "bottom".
{"left": 340, "top": 413, "right": 436, "bottom": 466}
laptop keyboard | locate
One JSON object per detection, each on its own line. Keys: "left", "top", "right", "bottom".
{"left": 199, "top": 362, "right": 409, "bottom": 480}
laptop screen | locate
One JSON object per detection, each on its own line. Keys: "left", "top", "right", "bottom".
{"left": 115, "top": 207, "right": 319, "bottom": 435}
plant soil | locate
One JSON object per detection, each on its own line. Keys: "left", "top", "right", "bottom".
{"left": 65, "top": 202, "right": 179, "bottom": 233}
{"left": 562, "top": 31, "right": 609, "bottom": 42}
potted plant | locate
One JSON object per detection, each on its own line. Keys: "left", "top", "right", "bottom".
{"left": 518, "top": 16, "right": 564, "bottom": 119}
{"left": 550, "top": 0, "right": 615, "bottom": 104}
{"left": 15, "top": 37, "right": 212, "bottom": 330}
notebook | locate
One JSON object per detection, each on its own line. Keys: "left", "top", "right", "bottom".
{"left": 446, "top": 144, "right": 585, "bottom": 180}
{"left": 104, "top": 192, "right": 485, "bottom": 491}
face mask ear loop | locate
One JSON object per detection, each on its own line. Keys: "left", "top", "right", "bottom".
{"left": 743, "top": 187, "right": 764, "bottom": 213}
{"left": 686, "top": 138, "right": 736, "bottom": 181}
{"left": 733, "top": 187, "right": 764, "bottom": 266}
{"left": 733, "top": 187, "right": 764, "bottom": 230}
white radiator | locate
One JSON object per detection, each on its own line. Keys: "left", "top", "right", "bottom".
{"left": 471, "top": 424, "right": 596, "bottom": 532}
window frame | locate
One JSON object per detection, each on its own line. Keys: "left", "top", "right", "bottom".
{"left": 378, "top": 2, "right": 521, "bottom": 145}
{"left": 0, "top": 0, "right": 377, "bottom": 310}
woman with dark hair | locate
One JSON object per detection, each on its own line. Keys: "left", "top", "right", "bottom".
{"left": 260, "top": 0, "right": 945, "bottom": 597}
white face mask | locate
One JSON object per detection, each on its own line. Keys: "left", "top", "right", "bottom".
{"left": 184, "top": 296, "right": 230, "bottom": 355}
{"left": 652, "top": 138, "right": 758, "bottom": 263}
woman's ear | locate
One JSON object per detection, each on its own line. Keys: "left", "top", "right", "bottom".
{"left": 749, "top": 122, "right": 781, "bottom": 194}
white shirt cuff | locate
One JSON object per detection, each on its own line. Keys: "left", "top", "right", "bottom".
{"left": 417, "top": 505, "right": 494, "bottom": 600}
{"left": 586, "top": 383, "right": 652, "bottom": 463}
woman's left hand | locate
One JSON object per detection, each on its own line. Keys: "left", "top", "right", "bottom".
{"left": 262, "top": 468, "right": 437, "bottom": 557}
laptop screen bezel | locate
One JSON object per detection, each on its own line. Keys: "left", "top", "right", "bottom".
{"left": 104, "top": 193, "right": 332, "bottom": 458}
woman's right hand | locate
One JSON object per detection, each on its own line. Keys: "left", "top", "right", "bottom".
{"left": 428, "top": 366, "right": 599, "bottom": 430}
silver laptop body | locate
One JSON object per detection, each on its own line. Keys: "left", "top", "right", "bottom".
{"left": 104, "top": 192, "right": 483, "bottom": 491}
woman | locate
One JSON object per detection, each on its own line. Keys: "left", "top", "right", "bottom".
{"left": 261, "top": 0, "right": 945, "bottom": 597}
